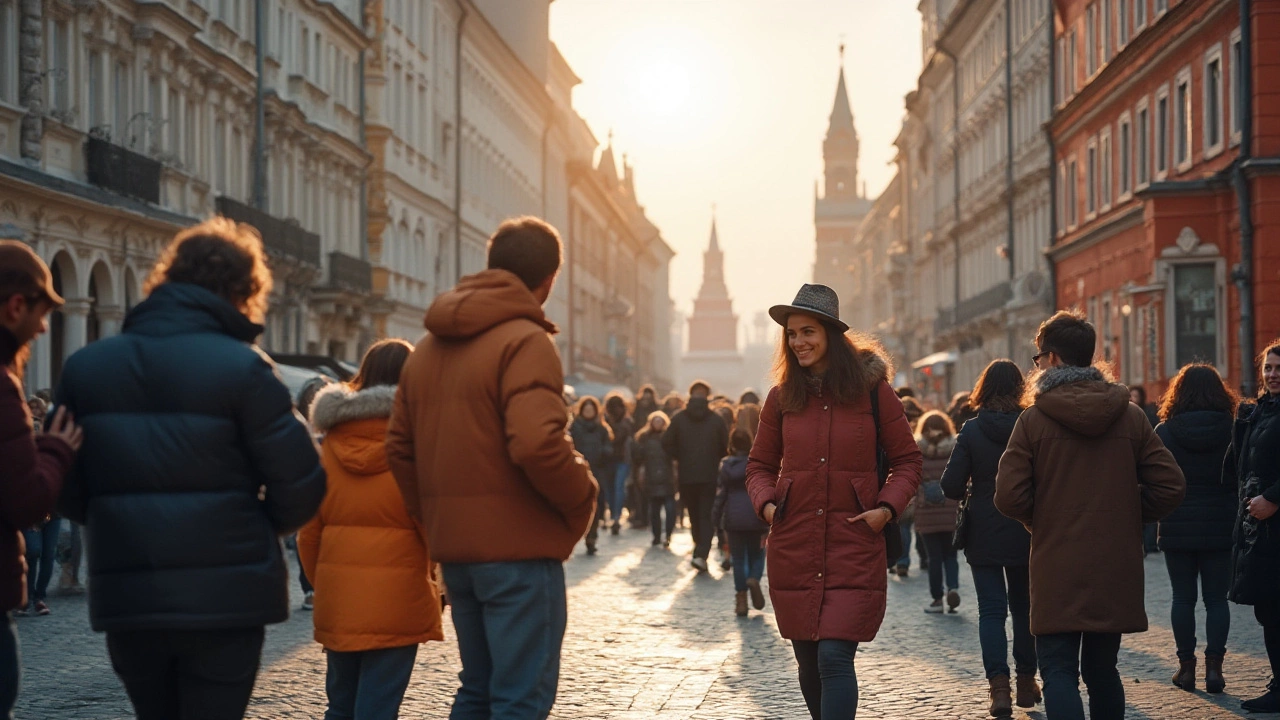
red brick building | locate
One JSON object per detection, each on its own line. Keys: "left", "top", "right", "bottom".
{"left": 1048, "top": 0, "right": 1280, "bottom": 398}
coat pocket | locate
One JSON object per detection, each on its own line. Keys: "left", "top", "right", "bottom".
{"left": 773, "top": 477, "right": 795, "bottom": 524}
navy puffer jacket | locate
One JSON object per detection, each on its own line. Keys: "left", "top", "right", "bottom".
{"left": 55, "top": 283, "right": 326, "bottom": 632}
{"left": 1155, "top": 411, "right": 1236, "bottom": 552}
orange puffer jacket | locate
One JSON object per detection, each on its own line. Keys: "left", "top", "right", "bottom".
{"left": 298, "top": 384, "right": 443, "bottom": 652}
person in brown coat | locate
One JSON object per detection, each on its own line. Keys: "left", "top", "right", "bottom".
{"left": 995, "top": 310, "right": 1185, "bottom": 720}
{"left": 386, "top": 217, "right": 597, "bottom": 720}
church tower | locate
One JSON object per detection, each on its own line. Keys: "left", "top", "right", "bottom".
{"left": 682, "top": 212, "right": 745, "bottom": 394}
{"left": 814, "top": 45, "right": 872, "bottom": 315}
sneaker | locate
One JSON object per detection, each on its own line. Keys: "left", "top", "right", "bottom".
{"left": 691, "top": 557, "right": 709, "bottom": 573}
{"left": 946, "top": 589, "right": 961, "bottom": 612}
{"left": 924, "top": 598, "right": 945, "bottom": 614}
{"left": 34, "top": 601, "right": 50, "bottom": 616}
{"left": 301, "top": 591, "right": 314, "bottom": 611}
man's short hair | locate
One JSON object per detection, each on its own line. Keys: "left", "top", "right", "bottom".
{"left": 1035, "top": 310, "right": 1096, "bottom": 367}
{"left": 146, "top": 217, "right": 273, "bottom": 322}
{"left": 487, "top": 217, "right": 562, "bottom": 291}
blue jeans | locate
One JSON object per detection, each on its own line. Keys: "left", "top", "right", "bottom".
{"left": 793, "top": 639, "right": 858, "bottom": 719}
{"left": 970, "top": 565, "right": 1035, "bottom": 679}
{"left": 728, "top": 531, "right": 765, "bottom": 592}
{"left": 922, "top": 532, "right": 958, "bottom": 600}
{"left": 23, "top": 516, "right": 62, "bottom": 605}
{"left": 442, "top": 560, "right": 566, "bottom": 720}
{"left": 896, "top": 518, "right": 914, "bottom": 568}
{"left": 1164, "top": 549, "right": 1230, "bottom": 660}
{"left": 610, "top": 463, "right": 630, "bottom": 522}
{"left": 1, "top": 612, "right": 17, "bottom": 719}
{"left": 324, "top": 644, "right": 418, "bottom": 720}
{"left": 1036, "top": 632, "right": 1123, "bottom": 720}
{"left": 650, "top": 496, "right": 676, "bottom": 542}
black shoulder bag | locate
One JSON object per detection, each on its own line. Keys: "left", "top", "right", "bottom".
{"left": 870, "top": 385, "right": 905, "bottom": 568}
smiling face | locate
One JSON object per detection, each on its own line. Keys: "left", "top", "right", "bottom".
{"left": 1265, "top": 352, "right": 1280, "bottom": 396}
{"left": 786, "top": 313, "right": 829, "bottom": 373}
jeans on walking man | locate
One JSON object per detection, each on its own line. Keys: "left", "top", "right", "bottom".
{"left": 388, "top": 217, "right": 597, "bottom": 720}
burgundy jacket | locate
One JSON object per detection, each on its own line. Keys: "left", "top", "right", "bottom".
{"left": 747, "top": 349, "right": 923, "bottom": 642}
{"left": 0, "top": 328, "right": 74, "bottom": 611}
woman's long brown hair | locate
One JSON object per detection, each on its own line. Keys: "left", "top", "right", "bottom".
{"left": 771, "top": 315, "right": 884, "bottom": 414}
{"left": 350, "top": 339, "right": 414, "bottom": 391}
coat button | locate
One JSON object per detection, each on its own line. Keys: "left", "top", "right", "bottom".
{"left": 820, "top": 457, "right": 826, "bottom": 463}
{"left": 823, "top": 405, "right": 829, "bottom": 411}
{"left": 817, "top": 573, "right": 823, "bottom": 578}
{"left": 817, "top": 509, "right": 824, "bottom": 515}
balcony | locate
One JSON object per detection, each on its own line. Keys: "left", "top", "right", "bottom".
{"left": 934, "top": 307, "right": 956, "bottom": 335}
{"left": 326, "top": 252, "right": 372, "bottom": 294}
{"left": 955, "top": 281, "right": 1013, "bottom": 326}
{"left": 85, "top": 135, "right": 162, "bottom": 204}
{"left": 215, "top": 196, "right": 321, "bottom": 267}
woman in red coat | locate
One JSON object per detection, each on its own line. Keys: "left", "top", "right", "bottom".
{"left": 748, "top": 284, "right": 923, "bottom": 720}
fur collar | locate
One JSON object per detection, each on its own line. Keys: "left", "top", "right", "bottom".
{"left": 917, "top": 433, "right": 957, "bottom": 458}
{"left": 309, "top": 384, "right": 397, "bottom": 433}
{"left": 1033, "top": 365, "right": 1108, "bottom": 398}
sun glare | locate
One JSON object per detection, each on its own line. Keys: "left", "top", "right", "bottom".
{"left": 627, "top": 53, "right": 692, "bottom": 119}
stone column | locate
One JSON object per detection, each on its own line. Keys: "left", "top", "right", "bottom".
{"left": 95, "top": 305, "right": 125, "bottom": 338}
{"left": 60, "top": 298, "right": 91, "bottom": 361}
{"left": 18, "top": 0, "right": 44, "bottom": 160}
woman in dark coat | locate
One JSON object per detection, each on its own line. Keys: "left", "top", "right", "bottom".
{"left": 747, "top": 285, "right": 922, "bottom": 719}
{"left": 940, "top": 359, "right": 1037, "bottom": 717}
{"left": 570, "top": 397, "right": 614, "bottom": 556}
{"left": 1155, "top": 364, "right": 1238, "bottom": 694}
{"left": 1228, "top": 340, "right": 1280, "bottom": 713}
{"left": 635, "top": 412, "right": 676, "bottom": 547}
{"left": 604, "top": 393, "right": 635, "bottom": 534}
{"left": 713, "top": 428, "right": 769, "bottom": 617}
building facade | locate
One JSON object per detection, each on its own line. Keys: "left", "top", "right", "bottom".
{"left": 0, "top": 0, "right": 373, "bottom": 394}
{"left": 1048, "top": 0, "right": 1280, "bottom": 397}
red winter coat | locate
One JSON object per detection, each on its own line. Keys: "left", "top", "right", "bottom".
{"left": 747, "top": 349, "right": 923, "bottom": 642}
{"left": 0, "top": 328, "right": 75, "bottom": 612}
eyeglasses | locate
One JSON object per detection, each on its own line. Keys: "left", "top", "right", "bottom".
{"left": 1032, "top": 350, "right": 1053, "bottom": 364}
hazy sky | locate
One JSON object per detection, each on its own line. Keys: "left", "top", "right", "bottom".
{"left": 550, "top": 0, "right": 923, "bottom": 345}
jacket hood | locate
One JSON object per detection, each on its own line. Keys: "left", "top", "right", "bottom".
{"left": 1165, "top": 410, "right": 1234, "bottom": 453}
{"left": 124, "top": 283, "right": 263, "bottom": 342}
{"left": 856, "top": 344, "right": 893, "bottom": 386}
{"left": 424, "top": 269, "right": 556, "bottom": 340}
{"left": 917, "top": 433, "right": 957, "bottom": 459}
{"left": 1032, "top": 365, "right": 1130, "bottom": 437}
{"left": 976, "top": 410, "right": 1021, "bottom": 445}
{"left": 309, "top": 384, "right": 396, "bottom": 476}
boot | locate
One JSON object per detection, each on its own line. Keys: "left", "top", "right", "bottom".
{"left": 734, "top": 591, "right": 748, "bottom": 617}
{"left": 1015, "top": 673, "right": 1041, "bottom": 708}
{"left": 746, "top": 577, "right": 766, "bottom": 610}
{"left": 1172, "top": 656, "right": 1196, "bottom": 692}
{"left": 988, "top": 675, "right": 1013, "bottom": 718}
{"left": 1242, "top": 679, "right": 1280, "bottom": 713}
{"left": 1205, "top": 654, "right": 1226, "bottom": 694}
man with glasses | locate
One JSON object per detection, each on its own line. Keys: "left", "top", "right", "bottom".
{"left": 995, "top": 310, "right": 1185, "bottom": 720}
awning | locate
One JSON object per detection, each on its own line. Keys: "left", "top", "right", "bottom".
{"left": 911, "top": 351, "right": 958, "bottom": 370}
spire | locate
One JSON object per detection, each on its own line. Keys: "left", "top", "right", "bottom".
{"left": 597, "top": 129, "right": 618, "bottom": 184}
{"left": 622, "top": 153, "right": 636, "bottom": 197}
{"left": 708, "top": 206, "right": 719, "bottom": 252}
{"left": 829, "top": 66, "right": 854, "bottom": 129}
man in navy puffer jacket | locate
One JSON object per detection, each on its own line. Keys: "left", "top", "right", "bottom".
{"left": 55, "top": 218, "right": 326, "bottom": 720}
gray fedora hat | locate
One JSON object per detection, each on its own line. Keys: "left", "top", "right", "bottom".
{"left": 769, "top": 284, "right": 848, "bottom": 332}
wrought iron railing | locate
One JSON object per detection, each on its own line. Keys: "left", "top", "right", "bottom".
{"left": 85, "top": 135, "right": 162, "bottom": 204}
{"left": 327, "top": 252, "right": 372, "bottom": 293}
{"left": 215, "top": 197, "right": 321, "bottom": 267}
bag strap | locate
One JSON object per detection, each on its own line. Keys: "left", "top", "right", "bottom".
{"left": 870, "top": 382, "right": 889, "bottom": 488}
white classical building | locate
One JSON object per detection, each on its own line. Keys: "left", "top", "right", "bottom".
{"left": 0, "top": 0, "right": 374, "bottom": 393}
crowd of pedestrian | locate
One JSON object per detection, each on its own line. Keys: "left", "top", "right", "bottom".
{"left": 3, "top": 215, "right": 1280, "bottom": 720}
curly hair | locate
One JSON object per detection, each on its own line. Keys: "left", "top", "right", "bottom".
{"left": 146, "top": 216, "right": 273, "bottom": 323}
{"left": 1158, "top": 363, "right": 1239, "bottom": 421}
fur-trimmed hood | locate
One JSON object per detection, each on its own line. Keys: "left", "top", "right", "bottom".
{"left": 1030, "top": 365, "right": 1130, "bottom": 438}
{"left": 917, "top": 433, "right": 957, "bottom": 459}
{"left": 309, "top": 384, "right": 397, "bottom": 476}
{"left": 856, "top": 342, "right": 893, "bottom": 386}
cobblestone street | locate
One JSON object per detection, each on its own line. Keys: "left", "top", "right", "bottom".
{"left": 14, "top": 526, "right": 1274, "bottom": 718}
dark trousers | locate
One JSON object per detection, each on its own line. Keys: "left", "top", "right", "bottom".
{"left": 728, "top": 531, "right": 766, "bottom": 592}
{"left": 324, "top": 644, "right": 418, "bottom": 720}
{"left": 922, "top": 532, "right": 958, "bottom": 600}
{"left": 1035, "top": 631, "right": 1123, "bottom": 720}
{"left": 793, "top": 639, "right": 858, "bottom": 719}
{"left": 970, "top": 565, "right": 1035, "bottom": 679}
{"left": 681, "top": 484, "right": 717, "bottom": 561}
{"left": 0, "top": 612, "right": 17, "bottom": 720}
{"left": 23, "top": 516, "right": 62, "bottom": 605}
{"left": 106, "top": 627, "right": 265, "bottom": 720}
{"left": 1254, "top": 599, "right": 1280, "bottom": 683}
{"left": 442, "top": 560, "right": 566, "bottom": 720}
{"left": 294, "top": 541, "right": 313, "bottom": 594}
{"left": 650, "top": 496, "right": 676, "bottom": 542}
{"left": 1164, "top": 550, "right": 1230, "bottom": 660}
{"left": 628, "top": 473, "right": 649, "bottom": 528}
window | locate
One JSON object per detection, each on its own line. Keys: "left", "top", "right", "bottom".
{"left": 1156, "top": 87, "right": 1170, "bottom": 178}
{"left": 1066, "top": 28, "right": 1077, "bottom": 96}
{"left": 1173, "top": 263, "right": 1218, "bottom": 367}
{"left": 1175, "top": 68, "right": 1192, "bottom": 169}
{"left": 148, "top": 75, "right": 161, "bottom": 152}
{"left": 1119, "top": 114, "right": 1132, "bottom": 197}
{"left": 1155, "top": 0, "right": 1168, "bottom": 16}
{"left": 1102, "top": 0, "right": 1112, "bottom": 64}
{"left": 1135, "top": 0, "right": 1147, "bottom": 30}
{"left": 1137, "top": 101, "right": 1150, "bottom": 187}
{"left": 0, "top": 1, "right": 14, "bottom": 104}
{"left": 300, "top": 25, "right": 309, "bottom": 75}
{"left": 185, "top": 99, "right": 197, "bottom": 171}
{"left": 1205, "top": 48, "right": 1224, "bottom": 156}
{"left": 1102, "top": 294, "right": 1113, "bottom": 363}
{"left": 47, "top": 19, "right": 69, "bottom": 114}
{"left": 1101, "top": 128, "right": 1113, "bottom": 210}
{"left": 167, "top": 89, "right": 179, "bottom": 158}
{"left": 87, "top": 52, "right": 102, "bottom": 128}
{"left": 1118, "top": 0, "right": 1130, "bottom": 47}
{"left": 114, "top": 62, "right": 130, "bottom": 145}
{"left": 1230, "top": 30, "right": 1243, "bottom": 145}
{"left": 1086, "top": 6, "right": 1097, "bottom": 76}
{"left": 1087, "top": 138, "right": 1098, "bottom": 216}
{"left": 1067, "top": 157, "right": 1079, "bottom": 227}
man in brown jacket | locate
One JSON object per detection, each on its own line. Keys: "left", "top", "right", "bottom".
{"left": 995, "top": 310, "right": 1184, "bottom": 720}
{"left": 387, "top": 216, "right": 597, "bottom": 720}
